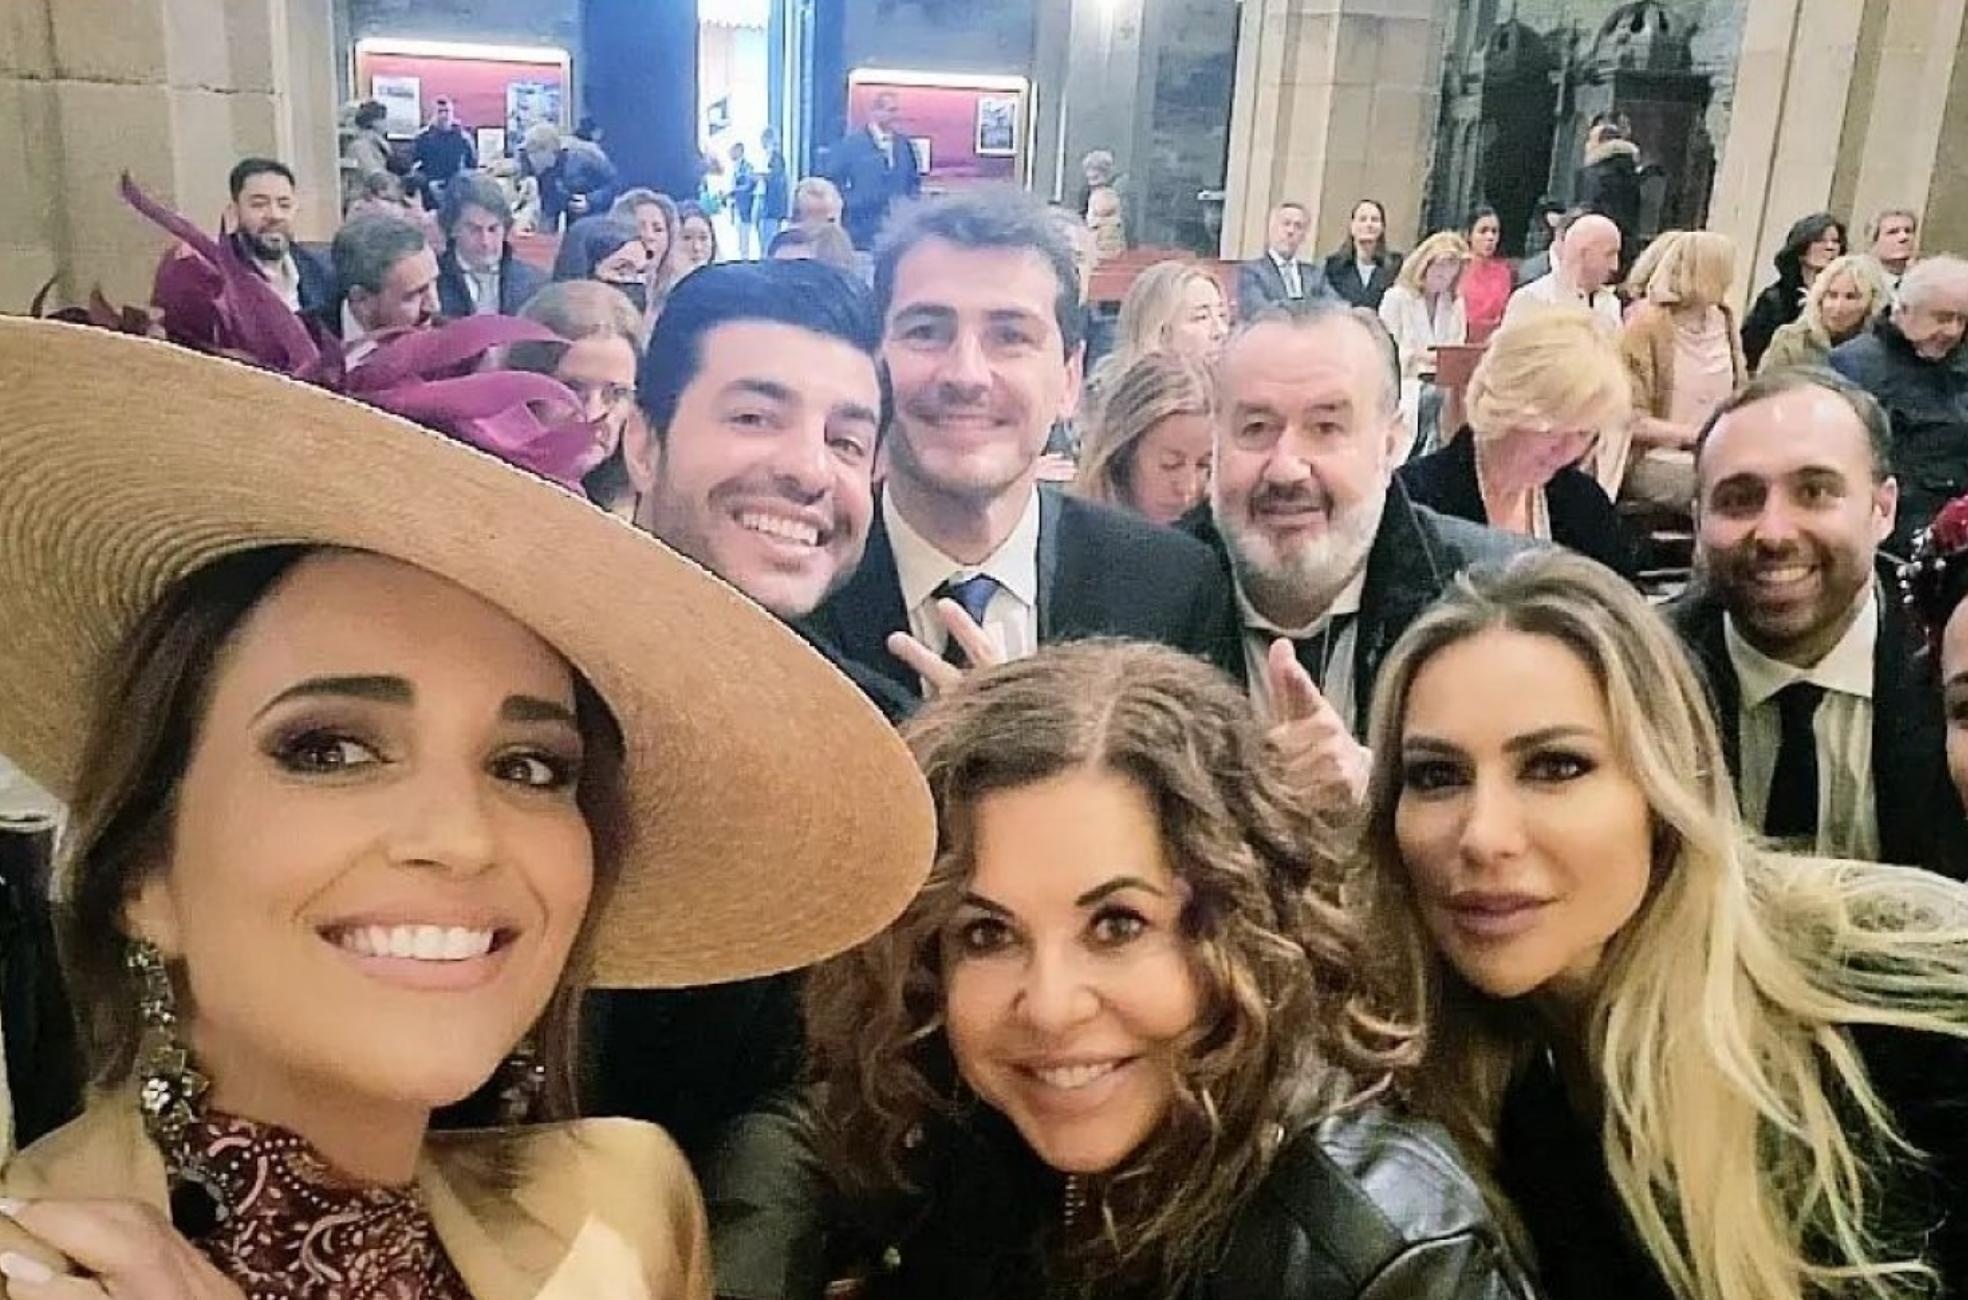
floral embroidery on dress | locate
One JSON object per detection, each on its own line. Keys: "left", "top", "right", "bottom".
{"left": 184, "top": 1111, "right": 472, "bottom": 1300}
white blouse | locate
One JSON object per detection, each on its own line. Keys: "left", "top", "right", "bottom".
{"left": 1378, "top": 285, "right": 1468, "bottom": 381}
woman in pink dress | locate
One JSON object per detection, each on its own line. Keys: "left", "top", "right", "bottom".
{"left": 1461, "top": 205, "right": 1514, "bottom": 345}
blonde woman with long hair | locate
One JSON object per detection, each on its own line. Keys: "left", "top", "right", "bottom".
{"left": 1378, "top": 230, "right": 1471, "bottom": 457}
{"left": 1073, "top": 350, "right": 1215, "bottom": 526}
{"left": 1083, "top": 261, "right": 1229, "bottom": 431}
{"left": 1615, "top": 230, "right": 1745, "bottom": 508}
{"left": 1110, "top": 261, "right": 1229, "bottom": 368}
{"left": 1759, "top": 253, "right": 1892, "bottom": 375}
{"left": 1361, "top": 548, "right": 1968, "bottom": 1300}
{"left": 1397, "top": 308, "right": 1635, "bottom": 577}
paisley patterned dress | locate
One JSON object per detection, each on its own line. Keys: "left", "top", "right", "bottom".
{"left": 183, "top": 1111, "right": 472, "bottom": 1300}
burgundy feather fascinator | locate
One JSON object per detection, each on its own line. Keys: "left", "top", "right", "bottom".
{"left": 116, "top": 174, "right": 605, "bottom": 490}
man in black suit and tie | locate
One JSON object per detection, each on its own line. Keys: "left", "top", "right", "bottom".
{"left": 1181, "top": 300, "right": 1527, "bottom": 805}
{"left": 810, "top": 185, "right": 1233, "bottom": 696}
{"left": 825, "top": 90, "right": 924, "bottom": 251}
{"left": 1235, "top": 201, "right": 1332, "bottom": 315}
{"left": 1669, "top": 368, "right": 1967, "bottom": 877}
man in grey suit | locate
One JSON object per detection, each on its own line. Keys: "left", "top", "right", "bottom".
{"left": 1235, "top": 201, "right": 1333, "bottom": 315}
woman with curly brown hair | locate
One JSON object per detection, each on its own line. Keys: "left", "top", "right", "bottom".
{"left": 719, "top": 641, "right": 1530, "bottom": 1300}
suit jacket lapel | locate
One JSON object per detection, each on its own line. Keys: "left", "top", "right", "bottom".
{"left": 819, "top": 505, "right": 917, "bottom": 689}
{"left": 1262, "top": 257, "right": 1286, "bottom": 301}
{"left": 1350, "top": 486, "right": 1442, "bottom": 731}
{"left": 1680, "top": 592, "right": 1745, "bottom": 779}
{"left": 1869, "top": 586, "right": 1947, "bottom": 866}
{"left": 1036, "top": 486, "right": 1063, "bottom": 641}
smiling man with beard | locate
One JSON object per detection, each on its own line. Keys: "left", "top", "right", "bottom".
{"left": 226, "top": 157, "right": 335, "bottom": 314}
{"left": 1180, "top": 302, "right": 1528, "bottom": 807}
{"left": 628, "top": 259, "right": 908, "bottom": 713}
{"left": 812, "top": 186, "right": 1234, "bottom": 697}
{"left": 1671, "top": 368, "right": 1967, "bottom": 874}
{"left": 582, "top": 257, "right": 906, "bottom": 1188}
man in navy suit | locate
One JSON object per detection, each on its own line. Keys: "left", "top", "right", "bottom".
{"left": 825, "top": 90, "right": 924, "bottom": 251}
{"left": 1236, "top": 201, "right": 1332, "bottom": 315}
{"left": 225, "top": 158, "right": 335, "bottom": 315}
{"left": 810, "top": 185, "right": 1234, "bottom": 697}
{"left": 434, "top": 175, "right": 546, "bottom": 318}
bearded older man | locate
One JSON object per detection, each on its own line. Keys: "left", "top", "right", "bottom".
{"left": 1180, "top": 300, "right": 1529, "bottom": 802}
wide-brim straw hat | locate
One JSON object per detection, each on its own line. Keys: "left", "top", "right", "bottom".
{"left": 0, "top": 318, "right": 935, "bottom": 988}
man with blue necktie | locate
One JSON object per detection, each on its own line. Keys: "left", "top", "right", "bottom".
{"left": 811, "top": 186, "right": 1235, "bottom": 698}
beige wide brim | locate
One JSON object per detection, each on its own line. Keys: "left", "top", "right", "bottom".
{"left": 0, "top": 318, "right": 934, "bottom": 989}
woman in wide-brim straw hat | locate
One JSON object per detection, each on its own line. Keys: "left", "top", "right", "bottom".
{"left": 0, "top": 317, "right": 934, "bottom": 1298}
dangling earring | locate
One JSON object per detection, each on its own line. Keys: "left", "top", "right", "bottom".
{"left": 129, "top": 938, "right": 208, "bottom": 1155}
{"left": 495, "top": 1038, "right": 547, "bottom": 1125}
{"left": 129, "top": 939, "right": 228, "bottom": 1232}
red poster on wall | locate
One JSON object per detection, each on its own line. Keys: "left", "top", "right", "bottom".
{"left": 845, "top": 69, "right": 1031, "bottom": 190}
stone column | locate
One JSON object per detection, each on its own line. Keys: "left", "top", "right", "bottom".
{"left": 1708, "top": 0, "right": 1967, "bottom": 312}
{"left": 0, "top": 0, "right": 338, "bottom": 310}
{"left": 1220, "top": 0, "right": 1454, "bottom": 260}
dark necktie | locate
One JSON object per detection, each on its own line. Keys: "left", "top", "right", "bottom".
{"left": 1763, "top": 681, "right": 1826, "bottom": 841}
{"left": 937, "top": 574, "right": 1001, "bottom": 668}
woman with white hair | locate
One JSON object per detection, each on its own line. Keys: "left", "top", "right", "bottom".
{"left": 1757, "top": 252, "right": 1890, "bottom": 375}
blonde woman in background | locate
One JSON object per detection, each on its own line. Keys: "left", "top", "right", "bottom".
{"left": 1361, "top": 549, "right": 1968, "bottom": 1300}
{"left": 792, "top": 176, "right": 845, "bottom": 227}
{"left": 1615, "top": 230, "right": 1745, "bottom": 509}
{"left": 1084, "top": 261, "right": 1229, "bottom": 420}
{"left": 1112, "top": 261, "right": 1230, "bottom": 366}
{"left": 1758, "top": 253, "right": 1891, "bottom": 375}
{"left": 1378, "top": 230, "right": 1471, "bottom": 459}
{"left": 1073, "top": 350, "right": 1215, "bottom": 526}
{"left": 611, "top": 188, "right": 685, "bottom": 321}
{"left": 1398, "top": 307, "right": 1635, "bottom": 577}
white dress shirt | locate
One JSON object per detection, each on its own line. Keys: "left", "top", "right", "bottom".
{"left": 1724, "top": 585, "right": 1880, "bottom": 860}
{"left": 258, "top": 252, "right": 302, "bottom": 311}
{"left": 340, "top": 302, "right": 381, "bottom": 369}
{"left": 1503, "top": 272, "right": 1622, "bottom": 332}
{"left": 466, "top": 265, "right": 503, "bottom": 315}
{"left": 885, "top": 487, "right": 1041, "bottom": 674}
{"left": 1272, "top": 251, "right": 1305, "bottom": 300}
{"left": 1238, "top": 566, "right": 1368, "bottom": 727}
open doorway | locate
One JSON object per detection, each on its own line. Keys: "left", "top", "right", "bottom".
{"left": 699, "top": 0, "right": 807, "bottom": 261}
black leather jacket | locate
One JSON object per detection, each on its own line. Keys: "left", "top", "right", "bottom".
{"left": 705, "top": 1097, "right": 1533, "bottom": 1300}
{"left": 1186, "top": 1108, "right": 1532, "bottom": 1299}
